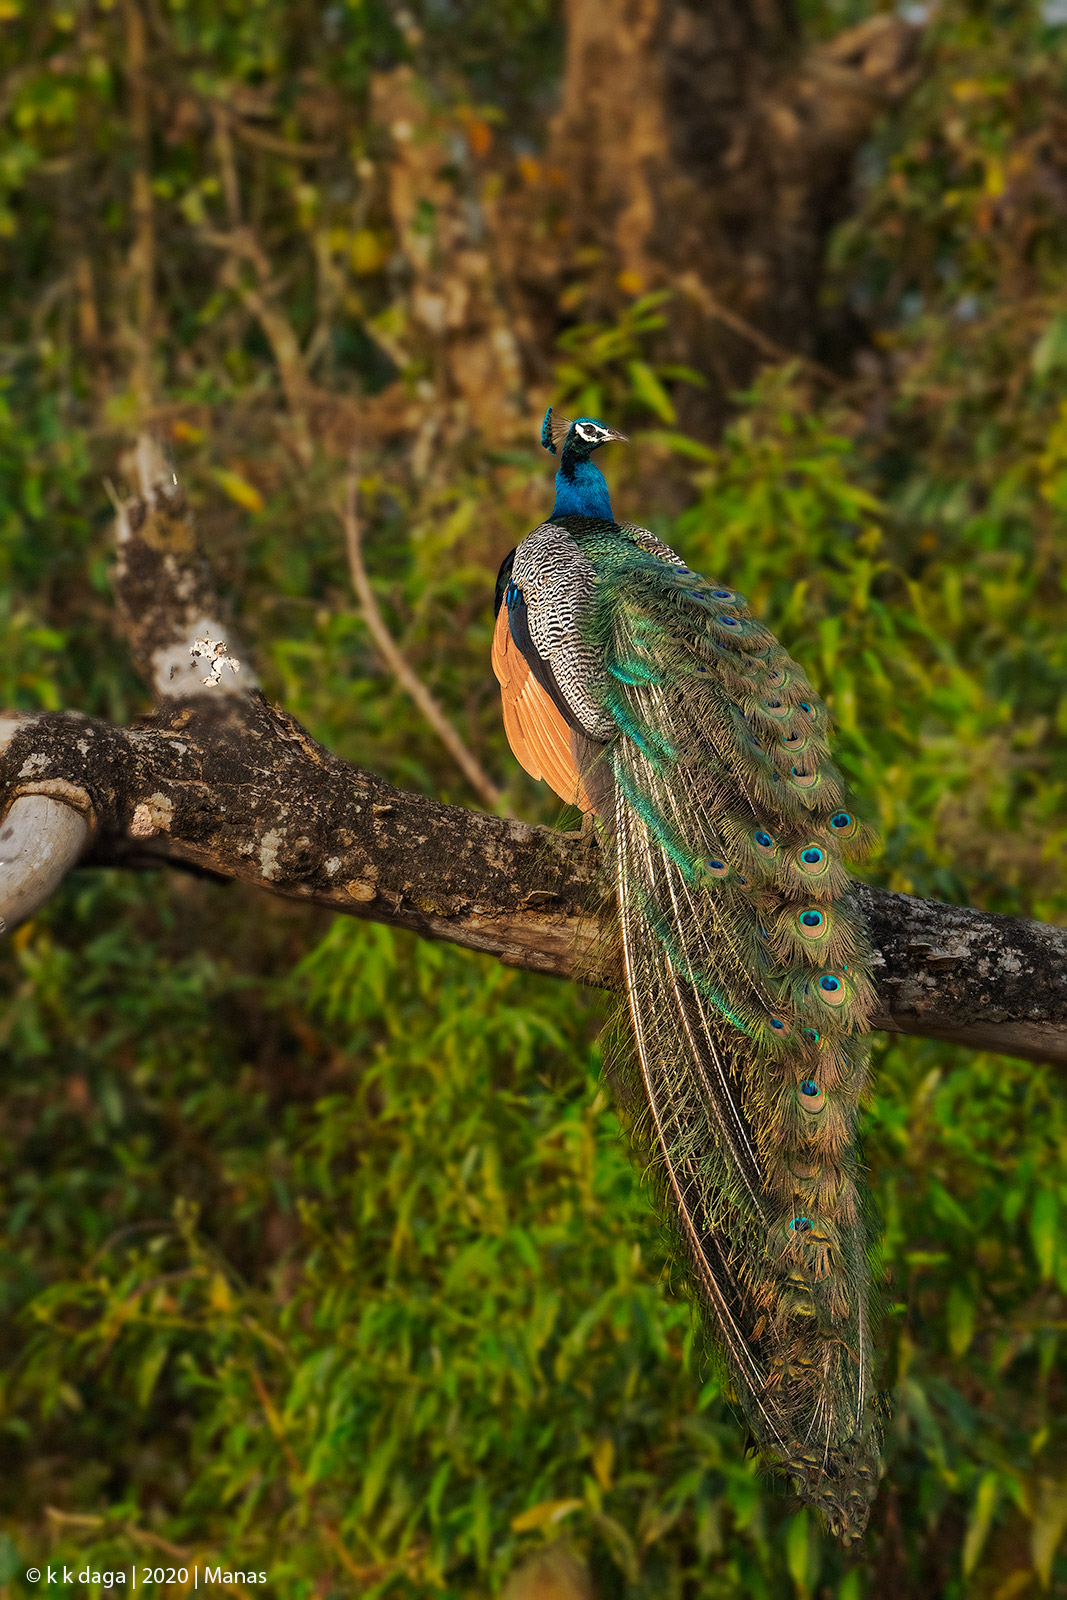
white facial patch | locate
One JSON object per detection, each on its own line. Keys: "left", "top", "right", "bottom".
{"left": 576, "top": 421, "right": 607, "bottom": 442}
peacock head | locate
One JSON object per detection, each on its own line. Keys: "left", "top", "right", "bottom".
{"left": 541, "top": 408, "right": 628, "bottom": 462}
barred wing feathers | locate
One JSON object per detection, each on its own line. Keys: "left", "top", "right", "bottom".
{"left": 491, "top": 602, "right": 591, "bottom": 811}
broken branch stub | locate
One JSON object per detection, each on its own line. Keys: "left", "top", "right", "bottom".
{"left": 112, "top": 435, "right": 258, "bottom": 702}
{"left": 0, "top": 712, "right": 93, "bottom": 935}
{"left": 0, "top": 793, "right": 91, "bottom": 936}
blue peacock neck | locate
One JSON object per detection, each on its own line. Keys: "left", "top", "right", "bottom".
{"left": 551, "top": 452, "right": 614, "bottom": 521}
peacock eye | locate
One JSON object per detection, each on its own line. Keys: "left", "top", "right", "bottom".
{"left": 718, "top": 615, "right": 740, "bottom": 628}
{"left": 830, "top": 811, "right": 852, "bottom": 830}
{"left": 789, "top": 1215, "right": 813, "bottom": 1233}
{"left": 763, "top": 697, "right": 791, "bottom": 721}
{"left": 798, "top": 1079, "right": 824, "bottom": 1113}
{"left": 799, "top": 847, "right": 826, "bottom": 872}
{"left": 819, "top": 975, "right": 840, "bottom": 993}
{"left": 707, "top": 857, "right": 729, "bottom": 877}
{"left": 799, "top": 910, "right": 824, "bottom": 929}
{"left": 712, "top": 588, "right": 733, "bottom": 599}
{"left": 753, "top": 828, "right": 775, "bottom": 852}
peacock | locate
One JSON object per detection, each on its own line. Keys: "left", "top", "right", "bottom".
{"left": 492, "top": 409, "right": 880, "bottom": 1539}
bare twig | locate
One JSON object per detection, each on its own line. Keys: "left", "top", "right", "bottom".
{"left": 341, "top": 465, "right": 504, "bottom": 812}
{"left": 228, "top": 119, "right": 336, "bottom": 161}
{"left": 212, "top": 104, "right": 242, "bottom": 227}
{"left": 677, "top": 272, "right": 846, "bottom": 391}
{"left": 44, "top": 1508, "right": 255, "bottom": 1600}
{"left": 122, "top": 0, "right": 155, "bottom": 415}
{"left": 197, "top": 185, "right": 315, "bottom": 460}
{"left": 200, "top": 90, "right": 337, "bottom": 161}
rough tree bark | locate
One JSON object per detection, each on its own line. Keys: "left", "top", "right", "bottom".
{"left": 2, "top": 445, "right": 1066, "bottom": 1070}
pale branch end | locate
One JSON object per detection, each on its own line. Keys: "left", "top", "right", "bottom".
{"left": 0, "top": 443, "right": 1065, "bottom": 1066}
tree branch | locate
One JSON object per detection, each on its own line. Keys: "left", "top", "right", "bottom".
{"left": 197, "top": 214, "right": 315, "bottom": 463}
{"left": 2, "top": 441, "right": 1066, "bottom": 1067}
{"left": 2, "top": 700, "right": 1066, "bottom": 1064}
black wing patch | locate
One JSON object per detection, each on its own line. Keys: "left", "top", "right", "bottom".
{"left": 494, "top": 548, "right": 516, "bottom": 619}
{"left": 504, "top": 578, "right": 586, "bottom": 734}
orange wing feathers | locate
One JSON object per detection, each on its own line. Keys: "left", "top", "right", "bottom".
{"left": 491, "top": 603, "right": 594, "bottom": 812}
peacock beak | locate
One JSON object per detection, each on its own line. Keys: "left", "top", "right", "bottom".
{"left": 603, "top": 428, "right": 629, "bottom": 444}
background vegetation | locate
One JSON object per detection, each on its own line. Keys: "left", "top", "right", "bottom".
{"left": 1, "top": 0, "right": 1067, "bottom": 1595}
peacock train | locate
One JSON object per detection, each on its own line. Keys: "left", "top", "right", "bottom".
{"left": 492, "top": 409, "right": 880, "bottom": 1540}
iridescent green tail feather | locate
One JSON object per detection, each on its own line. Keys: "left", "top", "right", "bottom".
{"left": 576, "top": 529, "right": 881, "bottom": 1539}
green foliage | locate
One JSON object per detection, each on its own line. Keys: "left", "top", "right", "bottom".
{"left": 553, "top": 293, "right": 704, "bottom": 428}
{"left": 1, "top": 1, "right": 1067, "bottom": 1597}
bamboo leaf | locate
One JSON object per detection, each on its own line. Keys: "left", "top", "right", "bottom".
{"left": 510, "top": 1498, "right": 583, "bottom": 1533}
{"left": 1031, "top": 1190, "right": 1059, "bottom": 1282}
{"left": 626, "top": 360, "right": 676, "bottom": 423}
{"left": 1031, "top": 1478, "right": 1067, "bottom": 1589}
{"left": 962, "top": 1471, "right": 999, "bottom": 1577}
{"left": 212, "top": 468, "right": 264, "bottom": 514}
{"left": 947, "top": 1282, "right": 977, "bottom": 1358}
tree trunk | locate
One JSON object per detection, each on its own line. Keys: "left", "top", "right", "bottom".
{"left": 494, "top": 1, "right": 920, "bottom": 426}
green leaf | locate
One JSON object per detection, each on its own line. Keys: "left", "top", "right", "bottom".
{"left": 637, "top": 429, "right": 718, "bottom": 462}
{"left": 510, "top": 1497, "right": 582, "bottom": 1533}
{"left": 1031, "top": 1478, "right": 1067, "bottom": 1589}
{"left": 1031, "top": 1189, "right": 1059, "bottom": 1282}
{"left": 626, "top": 360, "right": 676, "bottom": 423}
{"left": 0, "top": 1534, "right": 20, "bottom": 1585}
{"left": 212, "top": 468, "right": 264, "bottom": 514}
{"left": 837, "top": 1571, "right": 861, "bottom": 1600}
{"left": 1032, "top": 313, "right": 1067, "bottom": 378}
{"left": 136, "top": 1340, "right": 170, "bottom": 1409}
{"left": 590, "top": 1510, "right": 638, "bottom": 1582}
{"left": 962, "top": 1471, "right": 999, "bottom": 1577}
{"left": 785, "top": 1508, "right": 820, "bottom": 1597}
{"left": 947, "top": 1281, "right": 977, "bottom": 1357}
